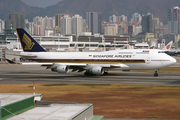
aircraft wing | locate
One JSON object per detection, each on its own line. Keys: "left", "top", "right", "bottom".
{"left": 13, "top": 61, "right": 130, "bottom": 73}
{"left": 21, "top": 62, "right": 129, "bottom": 69}
{"left": 22, "top": 62, "right": 129, "bottom": 68}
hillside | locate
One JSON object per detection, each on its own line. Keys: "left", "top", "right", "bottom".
{"left": 44, "top": 0, "right": 180, "bottom": 22}
{"left": 1, "top": 0, "right": 180, "bottom": 22}
{"left": 0, "top": 0, "right": 43, "bottom": 21}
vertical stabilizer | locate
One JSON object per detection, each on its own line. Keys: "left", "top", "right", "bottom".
{"left": 16, "top": 28, "right": 46, "bottom": 52}
{"left": 162, "top": 41, "right": 173, "bottom": 51}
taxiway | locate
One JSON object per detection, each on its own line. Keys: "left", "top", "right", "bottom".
{"left": 0, "top": 64, "right": 179, "bottom": 86}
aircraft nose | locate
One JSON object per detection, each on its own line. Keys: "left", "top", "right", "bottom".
{"left": 170, "top": 57, "right": 177, "bottom": 64}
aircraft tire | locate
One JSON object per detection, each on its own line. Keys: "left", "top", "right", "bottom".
{"left": 103, "top": 72, "right": 108, "bottom": 75}
{"left": 154, "top": 73, "right": 158, "bottom": 77}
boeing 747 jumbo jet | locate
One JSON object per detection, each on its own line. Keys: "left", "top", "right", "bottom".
{"left": 15, "top": 28, "right": 176, "bottom": 77}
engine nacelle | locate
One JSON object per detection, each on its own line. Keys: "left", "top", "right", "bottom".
{"left": 56, "top": 65, "right": 69, "bottom": 73}
{"left": 89, "top": 66, "right": 104, "bottom": 75}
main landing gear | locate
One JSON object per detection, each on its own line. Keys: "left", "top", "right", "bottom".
{"left": 103, "top": 72, "right": 108, "bottom": 75}
{"left": 154, "top": 69, "right": 159, "bottom": 77}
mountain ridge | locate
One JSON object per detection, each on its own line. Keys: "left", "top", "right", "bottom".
{"left": 1, "top": 0, "right": 180, "bottom": 22}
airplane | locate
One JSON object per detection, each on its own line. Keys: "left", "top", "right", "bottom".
{"left": 156, "top": 41, "right": 180, "bottom": 56}
{"left": 14, "top": 28, "right": 177, "bottom": 77}
{"left": 165, "top": 49, "right": 180, "bottom": 56}
{"left": 150, "top": 41, "right": 173, "bottom": 51}
{"left": 162, "top": 41, "right": 173, "bottom": 51}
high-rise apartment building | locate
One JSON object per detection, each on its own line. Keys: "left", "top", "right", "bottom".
{"left": 55, "top": 14, "right": 71, "bottom": 33}
{"left": 25, "top": 22, "right": 34, "bottom": 35}
{"left": 109, "top": 15, "right": 128, "bottom": 24}
{"left": 131, "top": 13, "right": 142, "bottom": 24}
{"left": 109, "top": 15, "right": 117, "bottom": 23}
{"left": 55, "top": 14, "right": 64, "bottom": 27}
{"left": 152, "top": 17, "right": 160, "bottom": 33}
{"left": 71, "top": 14, "right": 84, "bottom": 36}
{"left": 128, "top": 25, "right": 135, "bottom": 36}
{"left": 117, "top": 15, "right": 128, "bottom": 23}
{"left": 167, "top": 6, "right": 180, "bottom": 34}
{"left": 42, "top": 16, "right": 55, "bottom": 29}
{"left": 60, "top": 15, "right": 72, "bottom": 35}
{"left": 33, "top": 16, "right": 55, "bottom": 29}
{"left": 33, "top": 16, "right": 42, "bottom": 25}
{"left": 142, "top": 13, "right": 153, "bottom": 33}
{"left": 0, "top": 19, "right": 5, "bottom": 32}
{"left": 86, "top": 12, "right": 102, "bottom": 34}
{"left": 34, "top": 25, "right": 44, "bottom": 36}
{"left": 5, "top": 13, "right": 25, "bottom": 29}
{"left": 104, "top": 25, "right": 116, "bottom": 35}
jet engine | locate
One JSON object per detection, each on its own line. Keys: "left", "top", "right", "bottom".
{"left": 53, "top": 65, "right": 69, "bottom": 73}
{"left": 89, "top": 66, "right": 104, "bottom": 75}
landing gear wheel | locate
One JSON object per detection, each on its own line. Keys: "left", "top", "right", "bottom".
{"left": 103, "top": 72, "right": 108, "bottom": 75}
{"left": 154, "top": 69, "right": 159, "bottom": 77}
{"left": 154, "top": 72, "right": 158, "bottom": 77}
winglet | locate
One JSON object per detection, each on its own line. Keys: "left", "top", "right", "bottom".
{"left": 16, "top": 28, "right": 46, "bottom": 52}
{"left": 162, "top": 41, "right": 173, "bottom": 51}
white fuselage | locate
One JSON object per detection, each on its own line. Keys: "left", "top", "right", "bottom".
{"left": 21, "top": 49, "right": 176, "bottom": 71}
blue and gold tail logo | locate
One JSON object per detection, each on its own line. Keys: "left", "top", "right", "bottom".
{"left": 22, "top": 33, "right": 35, "bottom": 50}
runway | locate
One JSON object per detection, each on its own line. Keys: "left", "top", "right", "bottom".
{"left": 0, "top": 64, "right": 180, "bottom": 86}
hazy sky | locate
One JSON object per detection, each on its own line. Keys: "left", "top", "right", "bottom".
{"left": 21, "top": 0, "right": 62, "bottom": 8}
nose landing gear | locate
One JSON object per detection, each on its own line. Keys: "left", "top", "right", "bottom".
{"left": 154, "top": 69, "right": 159, "bottom": 77}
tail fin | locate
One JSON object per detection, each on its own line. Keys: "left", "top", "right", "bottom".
{"left": 162, "top": 41, "right": 173, "bottom": 51}
{"left": 16, "top": 28, "right": 46, "bottom": 52}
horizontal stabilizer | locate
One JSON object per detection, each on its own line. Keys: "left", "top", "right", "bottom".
{"left": 6, "top": 59, "right": 16, "bottom": 64}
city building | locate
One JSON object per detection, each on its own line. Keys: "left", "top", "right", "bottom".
{"left": 71, "top": 14, "right": 84, "bottom": 36}
{"left": 55, "top": 14, "right": 71, "bottom": 33}
{"left": 154, "top": 25, "right": 167, "bottom": 36}
{"left": 55, "top": 14, "right": 63, "bottom": 27}
{"left": 34, "top": 25, "right": 44, "bottom": 36}
{"left": 86, "top": 12, "right": 102, "bottom": 34}
{"left": 131, "top": 13, "right": 142, "bottom": 24}
{"left": 109, "top": 15, "right": 128, "bottom": 24}
{"left": 167, "top": 6, "right": 180, "bottom": 34}
{"left": 33, "top": 16, "right": 43, "bottom": 26}
{"left": 60, "top": 15, "right": 72, "bottom": 35}
{"left": 117, "top": 24, "right": 125, "bottom": 35}
{"left": 109, "top": 15, "right": 118, "bottom": 23}
{"left": 128, "top": 24, "right": 135, "bottom": 36}
{"left": 25, "top": 22, "right": 34, "bottom": 35}
{"left": 135, "top": 26, "right": 142, "bottom": 35}
{"left": 152, "top": 17, "right": 160, "bottom": 33}
{"left": 104, "top": 25, "right": 116, "bottom": 35}
{"left": 117, "top": 15, "right": 128, "bottom": 23}
{"left": 0, "top": 19, "right": 5, "bottom": 33}
{"left": 136, "top": 32, "right": 156, "bottom": 42}
{"left": 42, "top": 16, "right": 55, "bottom": 29}
{"left": 5, "top": 13, "right": 25, "bottom": 29}
{"left": 142, "top": 13, "right": 153, "bottom": 33}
